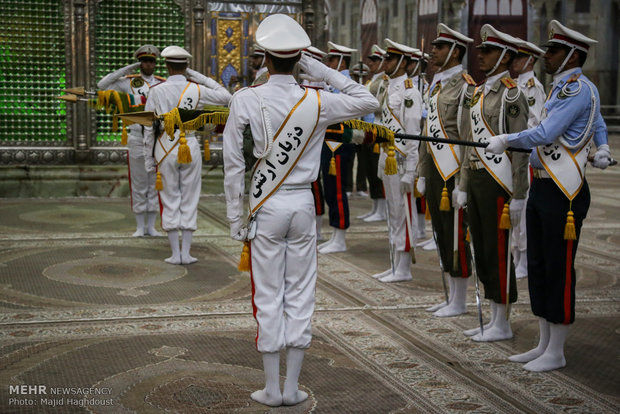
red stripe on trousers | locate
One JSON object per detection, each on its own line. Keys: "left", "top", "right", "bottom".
{"left": 404, "top": 193, "right": 411, "bottom": 252}
{"left": 248, "top": 241, "right": 259, "bottom": 349}
{"left": 458, "top": 208, "right": 468, "bottom": 277}
{"left": 156, "top": 165, "right": 163, "bottom": 224}
{"left": 564, "top": 240, "right": 573, "bottom": 324}
{"left": 497, "top": 197, "right": 507, "bottom": 304}
{"left": 127, "top": 151, "right": 133, "bottom": 209}
{"left": 312, "top": 181, "right": 323, "bottom": 215}
{"left": 335, "top": 155, "right": 345, "bottom": 229}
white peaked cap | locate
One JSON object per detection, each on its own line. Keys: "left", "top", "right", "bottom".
{"left": 161, "top": 46, "right": 192, "bottom": 63}
{"left": 352, "top": 63, "right": 370, "bottom": 76}
{"left": 327, "top": 41, "right": 357, "bottom": 57}
{"left": 408, "top": 48, "right": 423, "bottom": 60}
{"left": 250, "top": 46, "right": 265, "bottom": 57}
{"left": 302, "top": 46, "right": 327, "bottom": 61}
{"left": 367, "top": 44, "right": 386, "bottom": 59}
{"left": 384, "top": 38, "right": 418, "bottom": 56}
{"left": 433, "top": 23, "right": 473, "bottom": 47}
{"left": 477, "top": 24, "right": 519, "bottom": 53}
{"left": 544, "top": 19, "right": 597, "bottom": 53}
{"left": 134, "top": 44, "right": 160, "bottom": 60}
{"left": 256, "top": 14, "right": 310, "bottom": 58}
{"left": 514, "top": 38, "right": 545, "bottom": 57}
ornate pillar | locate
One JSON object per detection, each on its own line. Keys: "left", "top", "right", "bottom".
{"left": 72, "top": 0, "right": 91, "bottom": 163}
{"left": 303, "top": 0, "right": 315, "bottom": 44}
{"left": 192, "top": 1, "right": 206, "bottom": 74}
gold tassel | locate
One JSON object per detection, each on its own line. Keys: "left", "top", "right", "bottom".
{"left": 373, "top": 143, "right": 380, "bottom": 154}
{"left": 414, "top": 178, "right": 422, "bottom": 198}
{"left": 121, "top": 124, "right": 128, "bottom": 146}
{"left": 177, "top": 132, "right": 192, "bottom": 164}
{"left": 439, "top": 184, "right": 450, "bottom": 211}
{"left": 425, "top": 201, "right": 431, "bottom": 220}
{"left": 329, "top": 155, "right": 337, "bottom": 175}
{"left": 238, "top": 241, "right": 251, "bottom": 272}
{"left": 564, "top": 210, "right": 577, "bottom": 240}
{"left": 466, "top": 229, "right": 471, "bottom": 243}
{"left": 204, "top": 138, "right": 210, "bottom": 161}
{"left": 499, "top": 202, "right": 511, "bottom": 229}
{"left": 155, "top": 171, "right": 163, "bottom": 191}
{"left": 384, "top": 146, "right": 398, "bottom": 175}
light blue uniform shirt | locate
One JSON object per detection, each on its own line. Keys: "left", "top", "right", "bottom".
{"left": 505, "top": 68, "right": 608, "bottom": 168}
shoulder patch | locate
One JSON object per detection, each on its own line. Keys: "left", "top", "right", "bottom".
{"left": 567, "top": 73, "right": 582, "bottom": 83}
{"left": 404, "top": 78, "right": 413, "bottom": 89}
{"left": 383, "top": 74, "right": 389, "bottom": 81}
{"left": 507, "top": 104, "right": 521, "bottom": 118}
{"left": 527, "top": 96, "right": 536, "bottom": 106}
{"left": 526, "top": 78, "right": 535, "bottom": 88}
{"left": 462, "top": 73, "right": 476, "bottom": 86}
{"left": 130, "top": 77, "right": 144, "bottom": 88}
{"left": 501, "top": 77, "right": 517, "bottom": 89}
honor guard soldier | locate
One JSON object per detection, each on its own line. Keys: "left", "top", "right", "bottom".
{"left": 358, "top": 44, "right": 388, "bottom": 222}
{"left": 371, "top": 38, "right": 424, "bottom": 283}
{"left": 509, "top": 38, "right": 547, "bottom": 280}
{"left": 457, "top": 25, "right": 530, "bottom": 341}
{"left": 223, "top": 14, "right": 378, "bottom": 406}
{"left": 300, "top": 46, "right": 328, "bottom": 241}
{"left": 486, "top": 20, "right": 611, "bottom": 371}
{"left": 143, "top": 46, "right": 232, "bottom": 264}
{"left": 250, "top": 46, "right": 269, "bottom": 86}
{"left": 97, "top": 45, "right": 165, "bottom": 237}
{"left": 417, "top": 24, "right": 474, "bottom": 316}
{"left": 317, "top": 41, "right": 358, "bottom": 254}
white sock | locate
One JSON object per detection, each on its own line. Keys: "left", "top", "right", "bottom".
{"left": 282, "top": 348, "right": 308, "bottom": 405}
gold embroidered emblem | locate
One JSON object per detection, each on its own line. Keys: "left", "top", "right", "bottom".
{"left": 131, "top": 78, "right": 144, "bottom": 88}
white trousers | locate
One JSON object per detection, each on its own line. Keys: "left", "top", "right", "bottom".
{"left": 250, "top": 189, "right": 317, "bottom": 353}
{"left": 512, "top": 193, "right": 528, "bottom": 275}
{"left": 127, "top": 133, "right": 159, "bottom": 214}
{"left": 383, "top": 172, "right": 415, "bottom": 252}
{"left": 158, "top": 136, "right": 202, "bottom": 231}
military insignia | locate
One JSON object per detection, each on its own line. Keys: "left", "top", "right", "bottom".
{"left": 528, "top": 96, "right": 535, "bottom": 106}
{"left": 482, "top": 32, "right": 488, "bottom": 42}
{"left": 405, "top": 98, "right": 413, "bottom": 108}
{"left": 404, "top": 78, "right": 413, "bottom": 89}
{"left": 526, "top": 78, "right": 535, "bottom": 88}
{"left": 431, "top": 83, "right": 441, "bottom": 96}
{"left": 470, "top": 91, "right": 482, "bottom": 106}
{"left": 558, "top": 90, "right": 568, "bottom": 99}
{"left": 549, "top": 28, "right": 554, "bottom": 40}
{"left": 462, "top": 73, "right": 476, "bottom": 86}
{"left": 508, "top": 104, "right": 520, "bottom": 117}
{"left": 131, "top": 77, "right": 144, "bottom": 88}
{"left": 500, "top": 77, "right": 517, "bottom": 89}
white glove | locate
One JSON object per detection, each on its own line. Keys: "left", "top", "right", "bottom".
{"left": 97, "top": 62, "right": 140, "bottom": 89}
{"left": 591, "top": 144, "right": 611, "bottom": 169}
{"left": 509, "top": 198, "right": 526, "bottom": 226}
{"left": 351, "top": 129, "right": 365, "bottom": 145}
{"left": 298, "top": 54, "right": 330, "bottom": 83}
{"left": 186, "top": 68, "right": 221, "bottom": 89}
{"left": 485, "top": 134, "right": 509, "bottom": 154}
{"left": 400, "top": 171, "right": 415, "bottom": 194}
{"left": 415, "top": 177, "right": 426, "bottom": 196}
{"left": 452, "top": 189, "right": 467, "bottom": 209}
{"left": 145, "top": 156, "right": 156, "bottom": 173}
{"left": 229, "top": 218, "right": 248, "bottom": 241}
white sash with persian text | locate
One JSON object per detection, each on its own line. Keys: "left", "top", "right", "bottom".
{"left": 426, "top": 84, "right": 461, "bottom": 180}
{"left": 249, "top": 88, "right": 320, "bottom": 214}
{"left": 537, "top": 137, "right": 592, "bottom": 200}
{"left": 155, "top": 82, "right": 200, "bottom": 164}
{"left": 380, "top": 101, "right": 407, "bottom": 156}
{"left": 470, "top": 87, "right": 513, "bottom": 194}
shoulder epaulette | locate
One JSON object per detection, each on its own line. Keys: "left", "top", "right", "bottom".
{"left": 383, "top": 74, "right": 389, "bottom": 81}
{"left": 404, "top": 78, "right": 413, "bottom": 89}
{"left": 567, "top": 73, "right": 582, "bottom": 83}
{"left": 526, "top": 78, "right": 535, "bottom": 88}
{"left": 462, "top": 73, "right": 476, "bottom": 86}
{"left": 125, "top": 74, "right": 140, "bottom": 78}
{"left": 154, "top": 75, "right": 166, "bottom": 81}
{"left": 501, "top": 77, "right": 517, "bottom": 89}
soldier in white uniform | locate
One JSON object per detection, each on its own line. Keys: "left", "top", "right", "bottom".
{"left": 97, "top": 45, "right": 165, "bottom": 237}
{"left": 223, "top": 14, "right": 378, "bottom": 406}
{"left": 250, "top": 46, "right": 269, "bottom": 86}
{"left": 509, "top": 39, "right": 547, "bottom": 279}
{"left": 144, "top": 46, "right": 232, "bottom": 264}
{"left": 371, "top": 39, "right": 423, "bottom": 283}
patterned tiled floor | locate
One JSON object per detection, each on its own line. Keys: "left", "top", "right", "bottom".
{"left": 0, "top": 159, "right": 618, "bottom": 413}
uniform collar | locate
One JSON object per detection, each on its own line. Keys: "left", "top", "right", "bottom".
{"left": 517, "top": 70, "right": 534, "bottom": 86}
{"left": 371, "top": 72, "right": 384, "bottom": 81}
{"left": 167, "top": 74, "right": 187, "bottom": 82}
{"left": 266, "top": 74, "right": 297, "bottom": 84}
{"left": 484, "top": 70, "right": 509, "bottom": 94}
{"left": 552, "top": 67, "right": 582, "bottom": 89}
{"left": 141, "top": 73, "right": 155, "bottom": 83}
{"left": 436, "top": 64, "right": 463, "bottom": 85}
{"left": 389, "top": 73, "right": 408, "bottom": 86}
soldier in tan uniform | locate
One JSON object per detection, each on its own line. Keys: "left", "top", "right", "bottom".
{"left": 456, "top": 25, "right": 529, "bottom": 342}
{"left": 418, "top": 24, "right": 474, "bottom": 317}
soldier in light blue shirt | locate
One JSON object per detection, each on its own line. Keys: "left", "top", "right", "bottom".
{"left": 486, "top": 20, "right": 611, "bottom": 372}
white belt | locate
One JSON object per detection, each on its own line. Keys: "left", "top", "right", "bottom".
{"left": 280, "top": 184, "right": 311, "bottom": 191}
